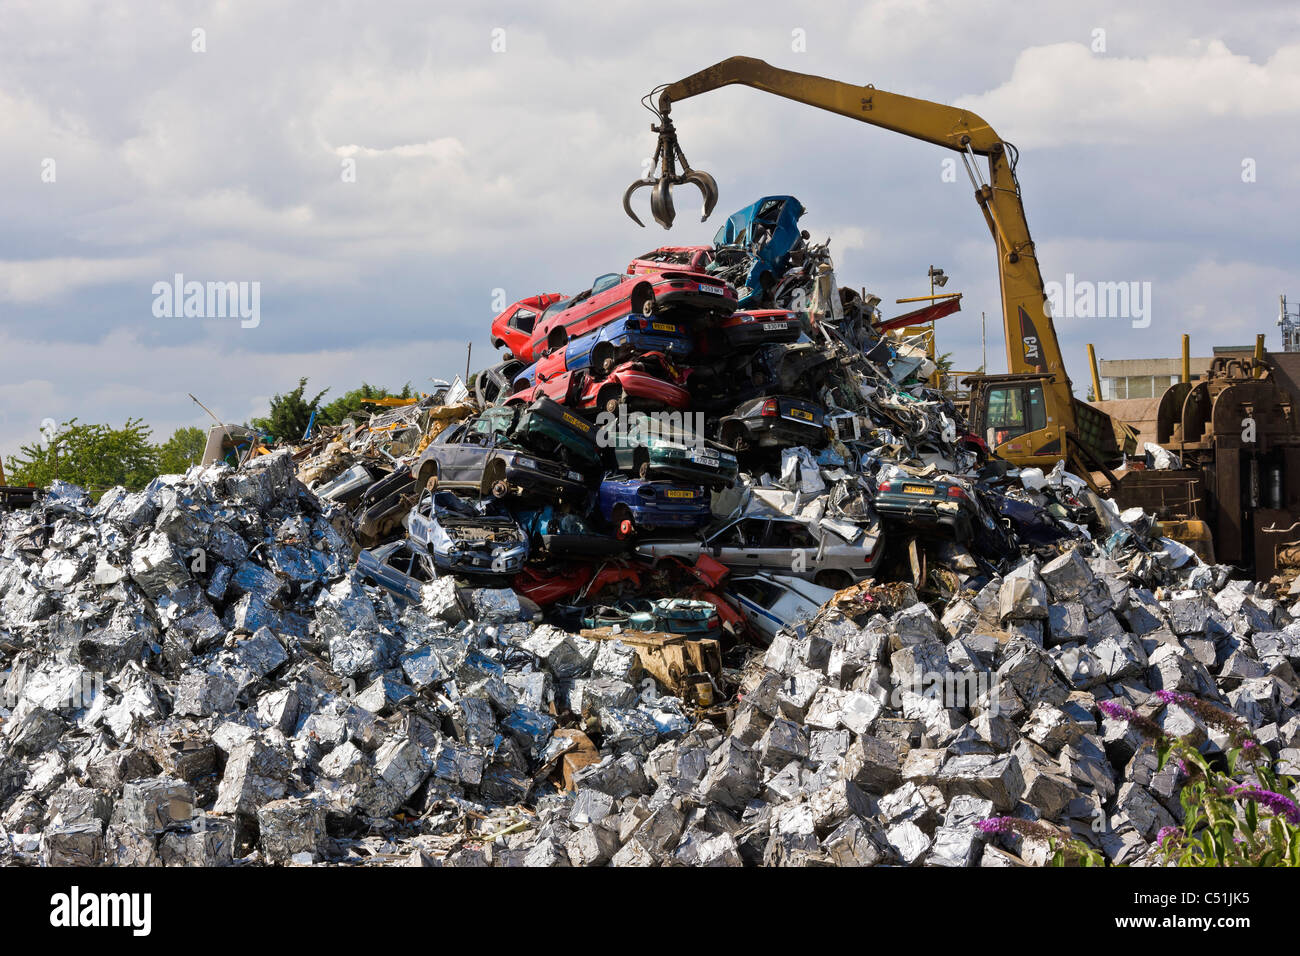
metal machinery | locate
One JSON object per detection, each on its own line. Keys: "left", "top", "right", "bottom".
{"left": 1114, "top": 355, "right": 1300, "bottom": 578}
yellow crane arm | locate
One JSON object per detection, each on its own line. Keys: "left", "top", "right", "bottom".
{"left": 653, "top": 56, "right": 1075, "bottom": 410}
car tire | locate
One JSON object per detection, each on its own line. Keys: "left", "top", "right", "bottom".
{"left": 632, "top": 286, "right": 655, "bottom": 316}
{"left": 598, "top": 385, "right": 622, "bottom": 415}
{"left": 591, "top": 343, "right": 615, "bottom": 377}
{"left": 814, "top": 569, "right": 853, "bottom": 591}
{"left": 419, "top": 465, "right": 438, "bottom": 493}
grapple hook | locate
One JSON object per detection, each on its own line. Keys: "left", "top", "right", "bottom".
{"left": 623, "top": 108, "right": 719, "bottom": 229}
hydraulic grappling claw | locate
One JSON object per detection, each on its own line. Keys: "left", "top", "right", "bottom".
{"left": 623, "top": 109, "right": 718, "bottom": 229}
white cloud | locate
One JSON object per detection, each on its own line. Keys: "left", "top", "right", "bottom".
{"left": 0, "top": 256, "right": 160, "bottom": 303}
{"left": 957, "top": 40, "right": 1300, "bottom": 147}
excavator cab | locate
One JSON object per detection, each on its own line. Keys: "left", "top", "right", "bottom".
{"left": 983, "top": 381, "right": 1047, "bottom": 448}
{"left": 966, "top": 373, "right": 1067, "bottom": 471}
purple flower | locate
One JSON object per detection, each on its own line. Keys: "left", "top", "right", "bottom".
{"left": 1156, "top": 826, "right": 1181, "bottom": 847}
{"left": 1097, "top": 698, "right": 1170, "bottom": 743}
{"left": 1155, "top": 690, "right": 1193, "bottom": 705}
{"left": 1229, "top": 785, "right": 1300, "bottom": 826}
{"left": 975, "top": 817, "right": 1063, "bottom": 842}
{"left": 1098, "top": 699, "right": 1136, "bottom": 721}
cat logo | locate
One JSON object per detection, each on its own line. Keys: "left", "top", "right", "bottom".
{"left": 1017, "top": 306, "right": 1048, "bottom": 372}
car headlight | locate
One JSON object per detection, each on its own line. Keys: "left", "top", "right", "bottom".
{"left": 568, "top": 470, "right": 583, "bottom": 482}
{"left": 516, "top": 456, "right": 536, "bottom": 469}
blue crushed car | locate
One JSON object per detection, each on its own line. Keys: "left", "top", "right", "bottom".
{"left": 710, "top": 196, "right": 806, "bottom": 308}
{"left": 597, "top": 477, "right": 711, "bottom": 535}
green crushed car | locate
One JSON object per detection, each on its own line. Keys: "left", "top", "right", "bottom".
{"left": 606, "top": 410, "right": 738, "bottom": 489}
{"left": 475, "top": 398, "right": 602, "bottom": 471}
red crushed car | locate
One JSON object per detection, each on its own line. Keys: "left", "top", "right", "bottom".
{"left": 491, "top": 293, "right": 564, "bottom": 361}
{"left": 627, "top": 246, "right": 714, "bottom": 276}
{"left": 508, "top": 352, "right": 691, "bottom": 414}
{"left": 527, "top": 270, "right": 737, "bottom": 358}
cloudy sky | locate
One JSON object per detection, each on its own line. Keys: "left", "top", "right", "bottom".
{"left": 2, "top": 0, "right": 1297, "bottom": 462}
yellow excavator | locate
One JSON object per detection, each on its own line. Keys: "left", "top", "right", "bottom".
{"left": 622, "top": 56, "right": 1132, "bottom": 491}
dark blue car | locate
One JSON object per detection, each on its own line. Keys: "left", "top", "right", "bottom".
{"left": 573, "top": 315, "right": 694, "bottom": 375}
{"left": 598, "top": 477, "right": 711, "bottom": 535}
{"left": 712, "top": 196, "right": 806, "bottom": 308}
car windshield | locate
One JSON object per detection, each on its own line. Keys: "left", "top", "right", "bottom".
{"left": 541, "top": 298, "right": 572, "bottom": 320}
{"left": 591, "top": 273, "right": 622, "bottom": 295}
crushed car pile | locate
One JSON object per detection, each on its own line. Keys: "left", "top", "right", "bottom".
{"left": 2, "top": 198, "right": 1299, "bottom": 866}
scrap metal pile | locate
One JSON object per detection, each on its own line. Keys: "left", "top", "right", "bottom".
{"left": 2, "top": 199, "right": 1299, "bottom": 866}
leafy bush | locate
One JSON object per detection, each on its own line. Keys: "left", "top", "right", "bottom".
{"left": 4, "top": 418, "right": 159, "bottom": 492}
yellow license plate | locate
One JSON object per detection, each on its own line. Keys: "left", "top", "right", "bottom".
{"left": 902, "top": 484, "right": 935, "bottom": 495}
{"left": 651, "top": 322, "right": 677, "bottom": 332}
{"left": 561, "top": 412, "right": 591, "bottom": 433}
{"left": 788, "top": 408, "right": 813, "bottom": 421}
{"left": 664, "top": 490, "right": 696, "bottom": 499}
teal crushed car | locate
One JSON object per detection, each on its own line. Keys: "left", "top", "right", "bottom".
{"left": 605, "top": 411, "right": 738, "bottom": 489}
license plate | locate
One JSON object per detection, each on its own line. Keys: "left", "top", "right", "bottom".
{"left": 902, "top": 484, "right": 935, "bottom": 495}
{"left": 763, "top": 322, "right": 789, "bottom": 331}
{"left": 697, "top": 283, "right": 724, "bottom": 296}
{"left": 786, "top": 408, "right": 814, "bottom": 421}
{"left": 664, "top": 490, "right": 696, "bottom": 499}
{"left": 688, "top": 451, "right": 718, "bottom": 464}
{"left": 561, "top": 412, "right": 591, "bottom": 433}
{"left": 651, "top": 322, "right": 677, "bottom": 333}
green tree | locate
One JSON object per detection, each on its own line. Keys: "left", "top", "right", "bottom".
{"left": 250, "top": 377, "right": 329, "bottom": 442}
{"left": 156, "top": 426, "right": 207, "bottom": 474}
{"left": 4, "top": 418, "right": 159, "bottom": 492}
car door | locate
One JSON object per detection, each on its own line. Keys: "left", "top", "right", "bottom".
{"left": 762, "top": 519, "right": 820, "bottom": 574}
{"left": 581, "top": 273, "right": 630, "bottom": 330}
{"left": 708, "top": 517, "right": 769, "bottom": 568}
{"left": 438, "top": 423, "right": 489, "bottom": 488}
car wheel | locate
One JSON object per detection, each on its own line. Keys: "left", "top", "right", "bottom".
{"left": 636, "top": 453, "right": 650, "bottom": 480}
{"left": 632, "top": 286, "right": 655, "bottom": 316}
{"left": 598, "top": 386, "right": 622, "bottom": 415}
{"left": 591, "top": 342, "right": 615, "bottom": 377}
{"left": 491, "top": 480, "right": 510, "bottom": 499}
{"left": 419, "top": 465, "right": 438, "bottom": 493}
{"left": 814, "top": 569, "right": 853, "bottom": 591}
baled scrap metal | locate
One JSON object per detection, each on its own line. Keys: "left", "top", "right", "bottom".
{"left": 214, "top": 738, "right": 291, "bottom": 816}
{"left": 257, "top": 797, "right": 329, "bottom": 863}
{"left": 121, "top": 776, "right": 195, "bottom": 832}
